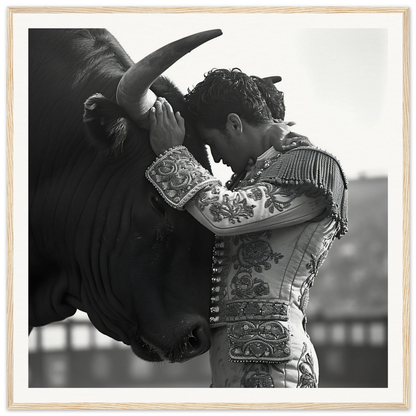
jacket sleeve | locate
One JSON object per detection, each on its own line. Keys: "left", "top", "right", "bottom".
{"left": 146, "top": 146, "right": 327, "bottom": 236}
{"left": 185, "top": 182, "right": 326, "bottom": 235}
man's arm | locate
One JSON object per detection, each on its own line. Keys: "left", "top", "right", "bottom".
{"left": 146, "top": 98, "right": 330, "bottom": 236}
{"left": 185, "top": 181, "right": 326, "bottom": 235}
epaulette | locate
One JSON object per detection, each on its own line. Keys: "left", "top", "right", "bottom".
{"left": 261, "top": 147, "right": 348, "bottom": 238}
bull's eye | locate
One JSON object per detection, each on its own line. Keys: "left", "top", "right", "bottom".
{"left": 150, "top": 195, "right": 165, "bottom": 215}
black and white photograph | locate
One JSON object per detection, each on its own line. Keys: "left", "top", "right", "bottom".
{"left": 6, "top": 4, "right": 409, "bottom": 410}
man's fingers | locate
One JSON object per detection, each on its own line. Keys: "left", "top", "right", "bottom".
{"left": 176, "top": 111, "right": 185, "bottom": 132}
{"left": 154, "top": 100, "right": 165, "bottom": 124}
{"left": 282, "top": 136, "right": 296, "bottom": 145}
{"left": 149, "top": 106, "right": 157, "bottom": 128}
{"left": 282, "top": 142, "right": 297, "bottom": 150}
{"left": 285, "top": 131, "right": 298, "bottom": 139}
{"left": 163, "top": 100, "right": 176, "bottom": 122}
{"left": 153, "top": 97, "right": 186, "bottom": 140}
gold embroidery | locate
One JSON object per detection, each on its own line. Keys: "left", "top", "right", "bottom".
{"left": 146, "top": 146, "right": 219, "bottom": 209}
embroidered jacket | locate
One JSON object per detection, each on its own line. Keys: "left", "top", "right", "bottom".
{"left": 146, "top": 145, "right": 348, "bottom": 387}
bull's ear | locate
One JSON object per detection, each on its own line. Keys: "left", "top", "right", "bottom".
{"left": 83, "top": 93, "right": 130, "bottom": 156}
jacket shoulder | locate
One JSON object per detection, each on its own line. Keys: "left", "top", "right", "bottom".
{"left": 262, "top": 147, "right": 348, "bottom": 238}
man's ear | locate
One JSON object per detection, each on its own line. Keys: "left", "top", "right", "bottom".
{"left": 226, "top": 113, "right": 243, "bottom": 135}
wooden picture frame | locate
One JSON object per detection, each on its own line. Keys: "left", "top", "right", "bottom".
{"left": 7, "top": 6, "right": 409, "bottom": 410}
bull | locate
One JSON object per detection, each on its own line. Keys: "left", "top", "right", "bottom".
{"left": 29, "top": 29, "right": 221, "bottom": 363}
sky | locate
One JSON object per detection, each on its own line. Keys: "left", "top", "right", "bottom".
{"left": 103, "top": 14, "right": 394, "bottom": 183}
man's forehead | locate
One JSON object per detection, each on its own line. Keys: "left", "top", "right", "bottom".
{"left": 197, "top": 126, "right": 219, "bottom": 145}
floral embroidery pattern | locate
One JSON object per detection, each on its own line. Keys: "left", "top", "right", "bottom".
{"left": 265, "top": 184, "right": 294, "bottom": 213}
{"left": 323, "top": 231, "right": 336, "bottom": 250}
{"left": 245, "top": 187, "right": 263, "bottom": 201}
{"left": 230, "top": 272, "right": 270, "bottom": 299}
{"left": 196, "top": 185, "right": 259, "bottom": 224}
{"left": 241, "top": 363, "right": 274, "bottom": 388}
{"left": 146, "top": 146, "right": 219, "bottom": 209}
{"left": 198, "top": 175, "right": 302, "bottom": 225}
{"left": 236, "top": 240, "right": 284, "bottom": 272}
{"left": 299, "top": 250, "right": 330, "bottom": 320}
{"left": 228, "top": 231, "right": 284, "bottom": 301}
{"left": 193, "top": 186, "right": 221, "bottom": 212}
{"left": 228, "top": 320, "right": 292, "bottom": 363}
{"left": 208, "top": 194, "right": 256, "bottom": 224}
{"left": 299, "top": 286, "right": 311, "bottom": 318}
{"left": 246, "top": 183, "right": 298, "bottom": 213}
{"left": 306, "top": 251, "right": 328, "bottom": 277}
{"left": 297, "top": 343, "right": 318, "bottom": 388}
{"left": 240, "top": 362, "right": 286, "bottom": 388}
{"left": 231, "top": 231, "right": 284, "bottom": 271}
{"left": 208, "top": 156, "right": 337, "bottom": 369}
{"left": 224, "top": 227, "right": 290, "bottom": 362}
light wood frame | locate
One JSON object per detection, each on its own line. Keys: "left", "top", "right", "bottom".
{"left": 3, "top": 2, "right": 414, "bottom": 414}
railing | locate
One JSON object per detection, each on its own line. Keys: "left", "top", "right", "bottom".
{"left": 29, "top": 315, "right": 212, "bottom": 387}
{"left": 309, "top": 316, "right": 388, "bottom": 387}
{"left": 308, "top": 316, "right": 387, "bottom": 347}
{"left": 29, "top": 315, "right": 387, "bottom": 387}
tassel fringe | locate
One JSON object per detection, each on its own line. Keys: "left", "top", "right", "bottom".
{"left": 262, "top": 147, "right": 348, "bottom": 239}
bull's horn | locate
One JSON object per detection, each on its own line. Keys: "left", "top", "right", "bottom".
{"left": 262, "top": 76, "right": 282, "bottom": 85}
{"left": 116, "top": 29, "right": 223, "bottom": 129}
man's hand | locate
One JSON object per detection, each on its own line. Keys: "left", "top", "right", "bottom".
{"left": 280, "top": 131, "right": 313, "bottom": 151}
{"left": 149, "top": 97, "right": 186, "bottom": 156}
{"left": 265, "top": 121, "right": 313, "bottom": 153}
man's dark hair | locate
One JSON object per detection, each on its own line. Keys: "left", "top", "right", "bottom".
{"left": 184, "top": 68, "right": 285, "bottom": 131}
{"left": 250, "top": 75, "right": 286, "bottom": 121}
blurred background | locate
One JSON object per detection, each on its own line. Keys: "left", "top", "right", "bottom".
{"left": 28, "top": 15, "right": 390, "bottom": 388}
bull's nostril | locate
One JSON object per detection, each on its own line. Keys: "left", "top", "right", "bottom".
{"left": 187, "top": 328, "right": 200, "bottom": 350}
{"left": 183, "top": 326, "right": 210, "bottom": 359}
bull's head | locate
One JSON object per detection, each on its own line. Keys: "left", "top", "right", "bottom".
{"left": 80, "top": 30, "right": 222, "bottom": 362}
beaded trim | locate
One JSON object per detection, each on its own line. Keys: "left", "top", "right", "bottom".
{"left": 209, "top": 236, "right": 230, "bottom": 327}
{"left": 243, "top": 155, "right": 281, "bottom": 186}
{"left": 225, "top": 300, "right": 289, "bottom": 322}
{"left": 145, "top": 146, "right": 220, "bottom": 209}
